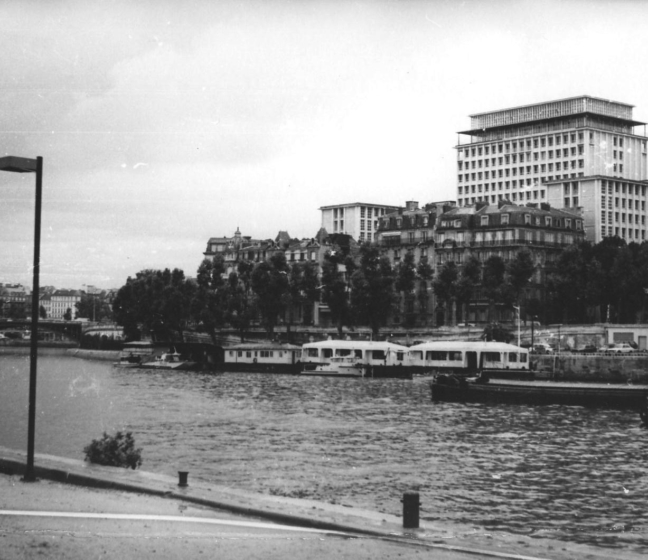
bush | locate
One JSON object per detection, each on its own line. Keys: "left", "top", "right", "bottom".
{"left": 83, "top": 431, "right": 143, "bottom": 470}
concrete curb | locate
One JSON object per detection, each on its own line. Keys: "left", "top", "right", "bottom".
{"left": 0, "top": 447, "right": 558, "bottom": 560}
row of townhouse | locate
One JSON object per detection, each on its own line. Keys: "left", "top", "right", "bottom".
{"left": 0, "top": 285, "right": 82, "bottom": 320}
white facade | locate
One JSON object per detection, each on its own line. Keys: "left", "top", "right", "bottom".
{"left": 319, "top": 202, "right": 401, "bottom": 242}
{"left": 457, "top": 96, "right": 648, "bottom": 244}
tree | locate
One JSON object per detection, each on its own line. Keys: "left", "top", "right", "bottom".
{"left": 251, "top": 252, "right": 290, "bottom": 337}
{"left": 456, "top": 255, "right": 481, "bottom": 324}
{"left": 39, "top": 305, "right": 47, "bottom": 319}
{"left": 416, "top": 257, "right": 434, "bottom": 326}
{"left": 507, "top": 250, "right": 535, "bottom": 305}
{"left": 192, "top": 257, "right": 228, "bottom": 345}
{"left": 321, "top": 250, "right": 353, "bottom": 337}
{"left": 433, "top": 261, "right": 459, "bottom": 326}
{"left": 394, "top": 251, "right": 417, "bottom": 328}
{"left": 299, "top": 260, "right": 320, "bottom": 325}
{"left": 226, "top": 265, "right": 257, "bottom": 342}
{"left": 350, "top": 244, "right": 395, "bottom": 338}
{"left": 482, "top": 256, "right": 507, "bottom": 322}
{"left": 63, "top": 308, "right": 73, "bottom": 321}
{"left": 112, "top": 268, "right": 195, "bottom": 342}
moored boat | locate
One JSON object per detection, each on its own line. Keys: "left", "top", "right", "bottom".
{"left": 300, "top": 339, "right": 411, "bottom": 378}
{"left": 140, "top": 350, "right": 196, "bottom": 370}
{"left": 408, "top": 340, "right": 531, "bottom": 379}
{"left": 222, "top": 342, "right": 302, "bottom": 373}
{"left": 300, "top": 356, "right": 365, "bottom": 377}
{"left": 430, "top": 375, "right": 648, "bottom": 410}
{"left": 113, "top": 341, "right": 155, "bottom": 368}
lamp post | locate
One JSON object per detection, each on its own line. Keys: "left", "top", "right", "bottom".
{"left": 0, "top": 156, "right": 43, "bottom": 482}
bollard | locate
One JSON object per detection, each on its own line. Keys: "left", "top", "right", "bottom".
{"left": 402, "top": 491, "right": 420, "bottom": 529}
{"left": 178, "top": 471, "right": 189, "bottom": 487}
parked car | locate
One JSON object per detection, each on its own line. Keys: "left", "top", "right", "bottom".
{"left": 532, "top": 343, "right": 554, "bottom": 354}
{"left": 605, "top": 343, "right": 635, "bottom": 354}
{"left": 579, "top": 344, "right": 598, "bottom": 353}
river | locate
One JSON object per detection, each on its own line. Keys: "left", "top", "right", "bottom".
{"left": 1, "top": 352, "right": 647, "bottom": 553}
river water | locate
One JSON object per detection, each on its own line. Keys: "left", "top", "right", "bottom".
{"left": 1, "top": 352, "right": 647, "bottom": 552}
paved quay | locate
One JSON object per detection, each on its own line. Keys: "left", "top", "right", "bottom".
{"left": 0, "top": 447, "right": 640, "bottom": 560}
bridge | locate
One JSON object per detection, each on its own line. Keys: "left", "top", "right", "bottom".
{"left": 0, "top": 319, "right": 84, "bottom": 342}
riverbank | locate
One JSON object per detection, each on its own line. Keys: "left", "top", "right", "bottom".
{"left": 0, "top": 446, "right": 637, "bottom": 560}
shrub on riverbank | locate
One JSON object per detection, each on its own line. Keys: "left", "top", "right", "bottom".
{"left": 83, "top": 431, "right": 143, "bottom": 469}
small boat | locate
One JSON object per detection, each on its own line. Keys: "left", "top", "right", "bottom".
{"left": 140, "top": 350, "right": 196, "bottom": 370}
{"left": 301, "top": 356, "right": 365, "bottom": 377}
{"left": 113, "top": 353, "right": 143, "bottom": 368}
{"left": 430, "top": 375, "right": 648, "bottom": 410}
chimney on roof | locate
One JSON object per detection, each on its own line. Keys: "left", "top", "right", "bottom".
{"left": 405, "top": 201, "right": 419, "bottom": 212}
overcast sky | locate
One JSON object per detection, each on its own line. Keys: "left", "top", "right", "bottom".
{"left": 2, "top": 0, "right": 648, "bottom": 290}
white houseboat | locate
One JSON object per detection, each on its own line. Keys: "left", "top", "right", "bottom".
{"left": 407, "top": 341, "right": 530, "bottom": 378}
{"left": 222, "top": 343, "right": 302, "bottom": 373}
{"left": 300, "top": 339, "right": 411, "bottom": 378}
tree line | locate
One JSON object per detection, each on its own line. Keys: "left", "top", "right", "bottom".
{"left": 111, "top": 236, "right": 648, "bottom": 342}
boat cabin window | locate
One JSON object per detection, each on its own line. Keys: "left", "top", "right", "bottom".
{"left": 508, "top": 353, "right": 518, "bottom": 362}
{"left": 483, "top": 352, "right": 501, "bottom": 363}
{"left": 260, "top": 351, "right": 274, "bottom": 358}
{"left": 448, "top": 351, "right": 462, "bottom": 361}
{"left": 371, "top": 350, "right": 386, "bottom": 360}
{"left": 237, "top": 351, "right": 243, "bottom": 357}
{"left": 426, "top": 351, "right": 447, "bottom": 360}
{"left": 336, "top": 349, "right": 351, "bottom": 356}
{"left": 396, "top": 352, "right": 404, "bottom": 361}
{"left": 322, "top": 348, "right": 333, "bottom": 358}
{"left": 306, "top": 348, "right": 319, "bottom": 357}
{"left": 246, "top": 351, "right": 252, "bottom": 358}
{"left": 354, "top": 350, "right": 362, "bottom": 358}
{"left": 520, "top": 354, "right": 527, "bottom": 363}
{"left": 230, "top": 351, "right": 235, "bottom": 357}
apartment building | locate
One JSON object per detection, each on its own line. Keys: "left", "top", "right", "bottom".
{"left": 457, "top": 96, "right": 648, "bottom": 243}
{"left": 50, "top": 289, "right": 81, "bottom": 320}
{"left": 319, "top": 202, "right": 401, "bottom": 242}
{"left": 435, "top": 201, "right": 585, "bottom": 325}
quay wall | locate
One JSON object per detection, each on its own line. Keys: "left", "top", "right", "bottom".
{"left": 534, "top": 354, "right": 648, "bottom": 383}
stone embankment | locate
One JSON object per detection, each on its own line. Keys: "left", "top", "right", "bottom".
{"left": 534, "top": 353, "right": 648, "bottom": 383}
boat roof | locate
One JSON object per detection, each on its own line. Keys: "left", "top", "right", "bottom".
{"left": 123, "top": 341, "right": 155, "bottom": 348}
{"left": 226, "top": 343, "right": 302, "bottom": 351}
{"left": 302, "top": 340, "right": 408, "bottom": 350}
{"left": 408, "top": 341, "right": 527, "bottom": 352}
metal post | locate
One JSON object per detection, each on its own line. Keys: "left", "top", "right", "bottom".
{"left": 402, "top": 491, "right": 420, "bottom": 529}
{"left": 24, "top": 156, "right": 43, "bottom": 482}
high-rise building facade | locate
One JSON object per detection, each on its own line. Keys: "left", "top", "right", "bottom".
{"left": 457, "top": 96, "right": 648, "bottom": 243}
{"left": 319, "top": 202, "right": 401, "bottom": 242}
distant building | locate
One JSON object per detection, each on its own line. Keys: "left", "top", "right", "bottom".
{"left": 457, "top": 95, "right": 648, "bottom": 244}
{"left": 319, "top": 202, "right": 401, "bottom": 242}
{"left": 434, "top": 201, "right": 585, "bottom": 325}
{"left": 50, "top": 289, "right": 81, "bottom": 320}
{"left": 0, "top": 284, "right": 29, "bottom": 318}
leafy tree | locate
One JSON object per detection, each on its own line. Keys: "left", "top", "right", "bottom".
{"left": 507, "top": 250, "right": 535, "bottom": 304}
{"left": 251, "top": 252, "right": 290, "bottom": 337}
{"left": 321, "top": 250, "right": 353, "bottom": 337}
{"left": 112, "top": 268, "right": 195, "bottom": 342}
{"left": 482, "top": 256, "right": 506, "bottom": 322}
{"left": 75, "top": 293, "right": 112, "bottom": 322}
{"left": 226, "top": 265, "right": 257, "bottom": 342}
{"left": 456, "top": 255, "right": 481, "bottom": 324}
{"left": 63, "top": 307, "right": 73, "bottom": 321}
{"left": 39, "top": 305, "right": 47, "bottom": 319}
{"left": 350, "top": 244, "right": 395, "bottom": 338}
{"left": 299, "top": 260, "right": 320, "bottom": 325}
{"left": 192, "top": 257, "right": 228, "bottom": 345}
{"left": 394, "top": 251, "right": 417, "bottom": 328}
{"left": 416, "top": 257, "right": 434, "bottom": 325}
{"left": 433, "top": 261, "right": 459, "bottom": 326}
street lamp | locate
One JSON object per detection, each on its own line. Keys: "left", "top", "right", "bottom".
{"left": 513, "top": 305, "right": 521, "bottom": 347}
{"left": 0, "top": 155, "right": 43, "bottom": 482}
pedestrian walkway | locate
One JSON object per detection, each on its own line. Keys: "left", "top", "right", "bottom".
{"left": 0, "top": 446, "right": 637, "bottom": 560}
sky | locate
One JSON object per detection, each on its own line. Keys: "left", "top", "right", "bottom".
{"left": 2, "top": 0, "right": 648, "bottom": 290}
